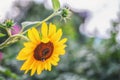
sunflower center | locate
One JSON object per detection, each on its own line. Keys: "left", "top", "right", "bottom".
{"left": 34, "top": 41, "right": 54, "bottom": 61}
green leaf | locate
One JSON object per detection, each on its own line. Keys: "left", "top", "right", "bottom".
{"left": 52, "top": 0, "right": 60, "bottom": 11}
{"left": 22, "top": 21, "right": 40, "bottom": 31}
{"left": 0, "top": 33, "right": 6, "bottom": 37}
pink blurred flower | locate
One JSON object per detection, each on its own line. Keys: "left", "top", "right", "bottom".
{"left": 0, "top": 51, "right": 3, "bottom": 61}
{"left": 11, "top": 24, "right": 21, "bottom": 35}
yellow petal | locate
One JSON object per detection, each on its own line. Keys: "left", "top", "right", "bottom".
{"left": 48, "top": 63, "right": 51, "bottom": 71}
{"left": 59, "top": 50, "right": 66, "bottom": 55}
{"left": 48, "top": 23, "right": 56, "bottom": 38}
{"left": 41, "top": 22, "right": 48, "bottom": 38}
{"left": 55, "top": 45, "right": 67, "bottom": 50}
{"left": 20, "top": 56, "right": 34, "bottom": 70}
{"left": 31, "top": 67, "right": 36, "bottom": 76}
{"left": 53, "top": 45, "right": 66, "bottom": 56}
{"left": 30, "top": 61, "right": 38, "bottom": 76}
{"left": 20, "top": 60, "right": 28, "bottom": 70}
{"left": 54, "top": 49, "right": 66, "bottom": 55}
{"left": 43, "top": 61, "right": 51, "bottom": 71}
{"left": 51, "top": 62, "right": 58, "bottom": 66}
{"left": 23, "top": 42, "right": 35, "bottom": 48}
{"left": 53, "top": 56, "right": 60, "bottom": 62}
{"left": 54, "top": 38, "right": 67, "bottom": 48}
{"left": 51, "top": 29, "right": 62, "bottom": 42}
{"left": 41, "top": 37, "right": 49, "bottom": 43}
{"left": 37, "top": 62, "right": 43, "bottom": 75}
{"left": 16, "top": 48, "right": 33, "bottom": 60}
{"left": 24, "top": 57, "right": 35, "bottom": 74}
{"left": 59, "top": 38, "right": 67, "bottom": 44}
{"left": 28, "top": 29, "right": 37, "bottom": 43}
{"left": 24, "top": 69, "right": 29, "bottom": 74}
{"left": 50, "top": 58, "right": 58, "bottom": 66}
{"left": 31, "top": 27, "right": 41, "bottom": 42}
{"left": 44, "top": 61, "right": 48, "bottom": 70}
{"left": 60, "top": 38, "right": 67, "bottom": 44}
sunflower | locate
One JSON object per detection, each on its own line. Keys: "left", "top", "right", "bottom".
{"left": 16, "top": 22, "right": 67, "bottom": 76}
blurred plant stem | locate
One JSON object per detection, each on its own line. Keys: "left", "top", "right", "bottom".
{"left": 0, "top": 34, "right": 28, "bottom": 49}
{"left": 21, "top": 11, "right": 60, "bottom": 34}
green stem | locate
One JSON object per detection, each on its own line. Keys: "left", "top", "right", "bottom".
{"left": 0, "top": 34, "right": 29, "bottom": 49}
{"left": 40, "top": 11, "right": 58, "bottom": 23}
{"left": 21, "top": 11, "right": 59, "bottom": 34}
{"left": 6, "top": 28, "right": 11, "bottom": 36}
{"left": 16, "top": 34, "right": 29, "bottom": 41}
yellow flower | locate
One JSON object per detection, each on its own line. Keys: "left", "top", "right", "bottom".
{"left": 16, "top": 22, "right": 67, "bottom": 76}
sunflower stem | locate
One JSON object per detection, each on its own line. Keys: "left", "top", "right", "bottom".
{"left": 21, "top": 11, "right": 60, "bottom": 34}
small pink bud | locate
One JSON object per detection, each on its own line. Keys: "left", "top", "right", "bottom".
{"left": 11, "top": 24, "right": 21, "bottom": 35}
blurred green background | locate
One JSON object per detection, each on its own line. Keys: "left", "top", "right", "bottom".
{"left": 0, "top": 0, "right": 120, "bottom": 80}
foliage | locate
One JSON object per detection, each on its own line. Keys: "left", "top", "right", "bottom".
{"left": 52, "top": 0, "right": 60, "bottom": 11}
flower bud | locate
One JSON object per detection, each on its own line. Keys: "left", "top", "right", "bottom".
{"left": 5, "top": 19, "right": 14, "bottom": 28}
{"left": 60, "top": 7, "right": 71, "bottom": 21}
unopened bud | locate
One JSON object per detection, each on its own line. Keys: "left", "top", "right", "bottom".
{"left": 5, "top": 19, "right": 14, "bottom": 28}
{"left": 60, "top": 7, "right": 71, "bottom": 22}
